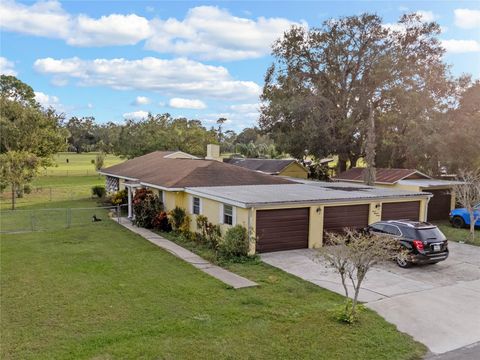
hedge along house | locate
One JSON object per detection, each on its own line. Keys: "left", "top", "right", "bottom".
{"left": 335, "top": 168, "right": 463, "bottom": 221}
{"left": 100, "top": 151, "right": 430, "bottom": 254}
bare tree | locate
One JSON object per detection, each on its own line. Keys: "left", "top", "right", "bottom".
{"left": 317, "top": 229, "right": 402, "bottom": 322}
{"left": 363, "top": 104, "right": 376, "bottom": 185}
{"left": 451, "top": 170, "right": 480, "bottom": 242}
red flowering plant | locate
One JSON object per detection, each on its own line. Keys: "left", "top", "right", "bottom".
{"left": 132, "top": 188, "right": 164, "bottom": 228}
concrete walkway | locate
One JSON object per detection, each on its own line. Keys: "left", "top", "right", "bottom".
{"left": 119, "top": 218, "right": 257, "bottom": 289}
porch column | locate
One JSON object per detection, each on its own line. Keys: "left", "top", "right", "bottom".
{"left": 127, "top": 186, "right": 133, "bottom": 218}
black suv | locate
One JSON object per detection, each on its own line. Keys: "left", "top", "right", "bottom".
{"left": 366, "top": 220, "right": 449, "bottom": 268}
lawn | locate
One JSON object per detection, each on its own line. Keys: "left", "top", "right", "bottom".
{"left": 42, "top": 152, "right": 124, "bottom": 176}
{"left": 1, "top": 201, "right": 426, "bottom": 359}
{"left": 433, "top": 220, "right": 480, "bottom": 246}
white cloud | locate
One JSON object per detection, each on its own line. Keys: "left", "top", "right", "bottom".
{"left": 0, "top": 57, "right": 17, "bottom": 76}
{"left": 87, "top": 103, "right": 93, "bottom": 109}
{"left": 123, "top": 110, "right": 149, "bottom": 121}
{"left": 34, "top": 91, "right": 60, "bottom": 109}
{"left": 169, "top": 98, "right": 206, "bottom": 109}
{"left": 69, "top": 13, "right": 152, "bottom": 46}
{"left": 146, "top": 6, "right": 305, "bottom": 60}
{"left": 34, "top": 57, "right": 261, "bottom": 100}
{"left": 441, "top": 39, "right": 480, "bottom": 53}
{"left": 132, "top": 96, "right": 150, "bottom": 105}
{"left": 1, "top": 2, "right": 303, "bottom": 60}
{"left": 416, "top": 10, "right": 437, "bottom": 22}
{"left": 0, "top": 0, "right": 152, "bottom": 47}
{"left": 454, "top": 9, "right": 480, "bottom": 29}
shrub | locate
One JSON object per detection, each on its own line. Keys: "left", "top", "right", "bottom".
{"left": 110, "top": 189, "right": 128, "bottom": 205}
{"left": 152, "top": 211, "right": 171, "bottom": 232}
{"left": 196, "top": 215, "right": 221, "bottom": 249}
{"left": 95, "top": 152, "right": 105, "bottom": 171}
{"left": 219, "top": 225, "right": 250, "bottom": 259}
{"left": 92, "top": 185, "right": 106, "bottom": 198}
{"left": 132, "top": 188, "right": 164, "bottom": 228}
{"left": 168, "top": 207, "right": 187, "bottom": 231}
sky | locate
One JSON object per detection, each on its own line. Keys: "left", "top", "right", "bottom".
{"left": 1, "top": 0, "right": 479, "bottom": 131}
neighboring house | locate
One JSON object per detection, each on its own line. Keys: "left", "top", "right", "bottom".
{"left": 224, "top": 158, "right": 309, "bottom": 179}
{"left": 335, "top": 168, "right": 463, "bottom": 221}
{"left": 100, "top": 151, "right": 430, "bottom": 254}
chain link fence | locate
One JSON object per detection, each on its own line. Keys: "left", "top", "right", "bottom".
{"left": 0, "top": 205, "right": 128, "bottom": 233}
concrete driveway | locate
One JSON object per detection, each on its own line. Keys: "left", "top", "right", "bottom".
{"left": 261, "top": 242, "right": 480, "bottom": 355}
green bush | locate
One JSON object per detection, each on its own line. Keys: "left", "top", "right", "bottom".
{"left": 168, "top": 207, "right": 188, "bottom": 232}
{"left": 109, "top": 189, "right": 128, "bottom": 205}
{"left": 152, "top": 211, "right": 171, "bottom": 232}
{"left": 196, "top": 215, "right": 221, "bottom": 249}
{"left": 91, "top": 185, "right": 106, "bottom": 198}
{"left": 132, "top": 188, "right": 164, "bottom": 228}
{"left": 219, "top": 225, "right": 250, "bottom": 259}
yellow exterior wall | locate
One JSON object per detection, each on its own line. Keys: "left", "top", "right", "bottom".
{"left": 278, "top": 162, "right": 309, "bottom": 179}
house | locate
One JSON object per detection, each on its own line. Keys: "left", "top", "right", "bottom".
{"left": 100, "top": 151, "right": 431, "bottom": 253}
{"left": 223, "top": 157, "right": 309, "bottom": 179}
{"left": 335, "top": 168, "right": 463, "bottom": 220}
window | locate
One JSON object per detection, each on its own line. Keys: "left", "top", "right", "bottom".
{"left": 193, "top": 197, "right": 200, "bottom": 215}
{"left": 223, "top": 204, "right": 233, "bottom": 225}
{"left": 383, "top": 225, "right": 401, "bottom": 236}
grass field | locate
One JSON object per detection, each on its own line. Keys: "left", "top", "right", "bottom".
{"left": 0, "top": 199, "right": 426, "bottom": 359}
{"left": 41, "top": 152, "right": 124, "bottom": 176}
{"left": 434, "top": 220, "right": 480, "bottom": 246}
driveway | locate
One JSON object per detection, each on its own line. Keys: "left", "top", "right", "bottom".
{"left": 261, "top": 242, "right": 480, "bottom": 355}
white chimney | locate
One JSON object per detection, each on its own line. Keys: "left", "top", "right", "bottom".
{"left": 206, "top": 144, "right": 221, "bottom": 161}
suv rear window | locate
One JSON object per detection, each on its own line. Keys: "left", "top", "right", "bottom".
{"left": 415, "top": 227, "right": 446, "bottom": 241}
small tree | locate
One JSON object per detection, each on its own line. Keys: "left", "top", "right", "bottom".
{"left": 94, "top": 152, "right": 105, "bottom": 171}
{"left": 451, "top": 170, "right": 480, "bottom": 243}
{"left": 0, "top": 151, "right": 39, "bottom": 210}
{"left": 318, "top": 229, "right": 402, "bottom": 323}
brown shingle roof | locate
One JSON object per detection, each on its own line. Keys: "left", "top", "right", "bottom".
{"left": 223, "top": 158, "right": 303, "bottom": 174}
{"left": 100, "top": 151, "right": 293, "bottom": 188}
{"left": 335, "top": 168, "right": 431, "bottom": 184}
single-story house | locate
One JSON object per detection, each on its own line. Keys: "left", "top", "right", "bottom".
{"left": 335, "top": 168, "right": 463, "bottom": 221}
{"left": 223, "top": 157, "right": 309, "bottom": 179}
{"left": 100, "top": 151, "right": 431, "bottom": 253}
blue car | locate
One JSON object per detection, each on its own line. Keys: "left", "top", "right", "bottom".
{"left": 449, "top": 204, "right": 480, "bottom": 228}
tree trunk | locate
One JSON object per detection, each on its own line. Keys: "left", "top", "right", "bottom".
{"left": 337, "top": 154, "right": 348, "bottom": 173}
{"left": 364, "top": 105, "right": 376, "bottom": 186}
{"left": 11, "top": 183, "right": 15, "bottom": 210}
{"left": 470, "top": 212, "right": 476, "bottom": 243}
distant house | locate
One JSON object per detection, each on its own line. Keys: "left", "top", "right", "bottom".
{"left": 99, "top": 149, "right": 430, "bottom": 253}
{"left": 335, "top": 168, "right": 463, "bottom": 220}
{"left": 223, "top": 158, "right": 309, "bottom": 179}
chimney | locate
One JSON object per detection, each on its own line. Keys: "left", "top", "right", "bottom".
{"left": 206, "top": 144, "right": 221, "bottom": 161}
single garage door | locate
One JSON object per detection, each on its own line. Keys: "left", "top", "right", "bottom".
{"left": 382, "top": 201, "right": 420, "bottom": 221}
{"left": 427, "top": 189, "right": 451, "bottom": 221}
{"left": 323, "top": 204, "right": 370, "bottom": 235}
{"left": 256, "top": 208, "right": 309, "bottom": 253}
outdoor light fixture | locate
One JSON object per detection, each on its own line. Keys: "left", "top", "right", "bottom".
{"left": 316, "top": 207, "right": 322, "bottom": 213}
{"left": 375, "top": 203, "right": 381, "bottom": 209}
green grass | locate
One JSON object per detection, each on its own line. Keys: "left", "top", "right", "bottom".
{"left": 1, "top": 201, "right": 426, "bottom": 359}
{"left": 42, "top": 152, "right": 124, "bottom": 176}
{"left": 433, "top": 220, "right": 480, "bottom": 246}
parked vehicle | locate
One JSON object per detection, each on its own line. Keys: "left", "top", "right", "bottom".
{"left": 449, "top": 204, "right": 480, "bottom": 228}
{"left": 366, "top": 220, "right": 449, "bottom": 268}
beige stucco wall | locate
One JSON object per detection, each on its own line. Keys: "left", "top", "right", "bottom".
{"left": 279, "top": 162, "right": 309, "bottom": 179}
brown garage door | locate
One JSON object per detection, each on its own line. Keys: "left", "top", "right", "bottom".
{"left": 256, "top": 208, "right": 309, "bottom": 253}
{"left": 382, "top": 201, "right": 420, "bottom": 221}
{"left": 427, "top": 189, "right": 451, "bottom": 221}
{"left": 323, "top": 204, "right": 370, "bottom": 235}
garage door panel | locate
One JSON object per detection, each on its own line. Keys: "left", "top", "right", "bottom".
{"left": 382, "top": 201, "right": 420, "bottom": 221}
{"left": 427, "top": 190, "right": 451, "bottom": 221}
{"left": 323, "top": 204, "right": 370, "bottom": 235}
{"left": 256, "top": 208, "right": 309, "bottom": 253}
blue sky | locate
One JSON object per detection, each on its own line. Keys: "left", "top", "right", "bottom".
{"left": 1, "top": 1, "right": 479, "bottom": 131}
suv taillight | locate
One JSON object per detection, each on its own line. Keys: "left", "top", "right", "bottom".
{"left": 413, "top": 240, "right": 424, "bottom": 251}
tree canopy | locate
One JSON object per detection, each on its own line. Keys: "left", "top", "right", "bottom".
{"left": 260, "top": 13, "right": 469, "bottom": 173}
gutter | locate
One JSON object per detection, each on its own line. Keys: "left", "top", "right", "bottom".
{"left": 98, "top": 171, "right": 139, "bottom": 182}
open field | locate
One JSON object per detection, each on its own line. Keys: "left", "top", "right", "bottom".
{"left": 41, "top": 152, "right": 124, "bottom": 176}
{"left": 1, "top": 196, "right": 426, "bottom": 359}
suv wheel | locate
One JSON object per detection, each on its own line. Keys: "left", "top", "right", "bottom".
{"left": 452, "top": 216, "right": 465, "bottom": 229}
{"left": 396, "top": 256, "right": 412, "bottom": 268}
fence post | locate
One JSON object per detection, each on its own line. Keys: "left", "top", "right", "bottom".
{"left": 67, "top": 208, "right": 71, "bottom": 228}
{"left": 117, "top": 205, "right": 120, "bottom": 223}
{"left": 30, "top": 210, "right": 35, "bottom": 231}
{"left": 49, "top": 187, "right": 52, "bottom": 201}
